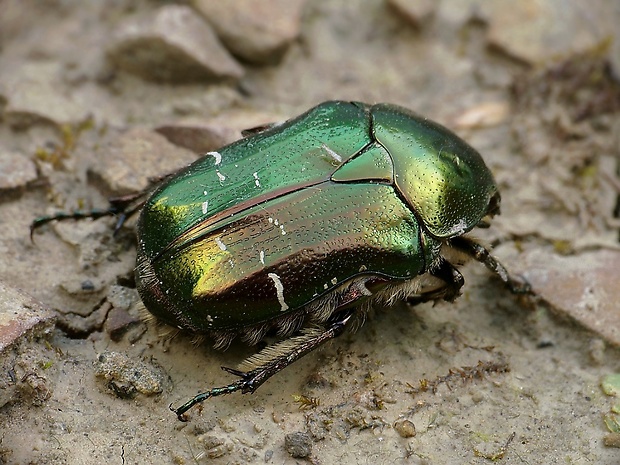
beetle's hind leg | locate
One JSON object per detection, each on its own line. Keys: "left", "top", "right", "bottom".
{"left": 450, "top": 236, "right": 531, "bottom": 294}
{"left": 170, "top": 309, "right": 356, "bottom": 421}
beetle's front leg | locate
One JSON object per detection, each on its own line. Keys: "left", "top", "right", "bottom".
{"left": 29, "top": 171, "right": 178, "bottom": 239}
{"left": 170, "top": 309, "right": 356, "bottom": 421}
{"left": 450, "top": 237, "right": 531, "bottom": 294}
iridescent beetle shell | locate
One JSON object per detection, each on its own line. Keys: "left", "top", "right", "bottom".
{"left": 135, "top": 101, "right": 498, "bottom": 344}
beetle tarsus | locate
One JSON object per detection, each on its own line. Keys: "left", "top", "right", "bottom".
{"left": 30, "top": 208, "right": 121, "bottom": 242}
{"left": 170, "top": 378, "right": 248, "bottom": 421}
{"left": 30, "top": 184, "right": 154, "bottom": 241}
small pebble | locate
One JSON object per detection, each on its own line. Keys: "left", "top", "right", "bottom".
{"left": 394, "top": 419, "right": 416, "bottom": 438}
{"left": 284, "top": 432, "right": 312, "bottom": 458}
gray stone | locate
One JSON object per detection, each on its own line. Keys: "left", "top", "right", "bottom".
{"left": 520, "top": 249, "right": 620, "bottom": 347}
{"left": 388, "top": 0, "right": 436, "bottom": 28}
{"left": 435, "top": 0, "right": 614, "bottom": 66}
{"left": 104, "top": 307, "right": 141, "bottom": 342}
{"left": 0, "top": 281, "right": 56, "bottom": 408}
{"left": 0, "top": 62, "right": 90, "bottom": 129}
{"left": 156, "top": 120, "right": 240, "bottom": 154}
{"left": 194, "top": 0, "right": 306, "bottom": 64}
{"left": 107, "top": 5, "right": 244, "bottom": 83}
{"left": 0, "top": 150, "right": 37, "bottom": 190}
{"left": 0, "top": 282, "right": 55, "bottom": 354}
{"left": 284, "top": 431, "right": 312, "bottom": 458}
{"left": 106, "top": 285, "right": 139, "bottom": 311}
{"left": 91, "top": 127, "right": 198, "bottom": 194}
{"left": 155, "top": 109, "right": 283, "bottom": 153}
{"left": 94, "top": 351, "right": 169, "bottom": 398}
{"left": 485, "top": 0, "right": 613, "bottom": 65}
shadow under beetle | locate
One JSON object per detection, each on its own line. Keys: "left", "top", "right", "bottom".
{"left": 32, "top": 101, "right": 530, "bottom": 420}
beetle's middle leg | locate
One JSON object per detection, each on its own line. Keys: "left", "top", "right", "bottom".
{"left": 171, "top": 309, "right": 356, "bottom": 421}
{"left": 406, "top": 257, "right": 465, "bottom": 305}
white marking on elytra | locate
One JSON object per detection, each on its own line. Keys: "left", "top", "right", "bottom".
{"left": 322, "top": 143, "right": 342, "bottom": 163}
{"left": 228, "top": 259, "right": 235, "bottom": 268}
{"left": 206, "top": 151, "right": 222, "bottom": 165}
{"left": 201, "top": 190, "right": 209, "bottom": 214}
{"left": 204, "top": 152, "right": 225, "bottom": 182}
{"left": 215, "top": 237, "right": 227, "bottom": 251}
{"left": 448, "top": 218, "right": 468, "bottom": 236}
{"left": 259, "top": 250, "right": 265, "bottom": 265}
{"left": 331, "top": 277, "right": 338, "bottom": 285}
{"left": 267, "top": 217, "right": 285, "bottom": 234}
{"left": 323, "top": 283, "right": 329, "bottom": 290}
{"left": 267, "top": 273, "right": 289, "bottom": 311}
{"left": 253, "top": 172, "right": 261, "bottom": 187}
{"left": 206, "top": 315, "right": 214, "bottom": 323}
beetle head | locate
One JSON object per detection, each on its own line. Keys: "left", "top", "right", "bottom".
{"left": 371, "top": 103, "right": 499, "bottom": 238}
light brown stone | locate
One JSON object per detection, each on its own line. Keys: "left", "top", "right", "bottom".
{"left": 194, "top": 0, "right": 306, "bottom": 64}
{"left": 107, "top": 5, "right": 244, "bottom": 83}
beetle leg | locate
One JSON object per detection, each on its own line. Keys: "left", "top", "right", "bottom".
{"left": 407, "top": 258, "right": 465, "bottom": 305}
{"left": 170, "top": 309, "right": 356, "bottom": 421}
{"left": 30, "top": 190, "right": 149, "bottom": 239}
{"left": 241, "top": 123, "right": 278, "bottom": 137}
{"left": 450, "top": 237, "right": 532, "bottom": 294}
{"left": 30, "top": 171, "right": 179, "bottom": 239}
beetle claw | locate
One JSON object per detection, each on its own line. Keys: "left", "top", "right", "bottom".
{"left": 506, "top": 274, "right": 532, "bottom": 295}
{"left": 221, "top": 366, "right": 246, "bottom": 377}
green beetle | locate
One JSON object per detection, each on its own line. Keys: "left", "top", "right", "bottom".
{"left": 33, "top": 101, "right": 529, "bottom": 419}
